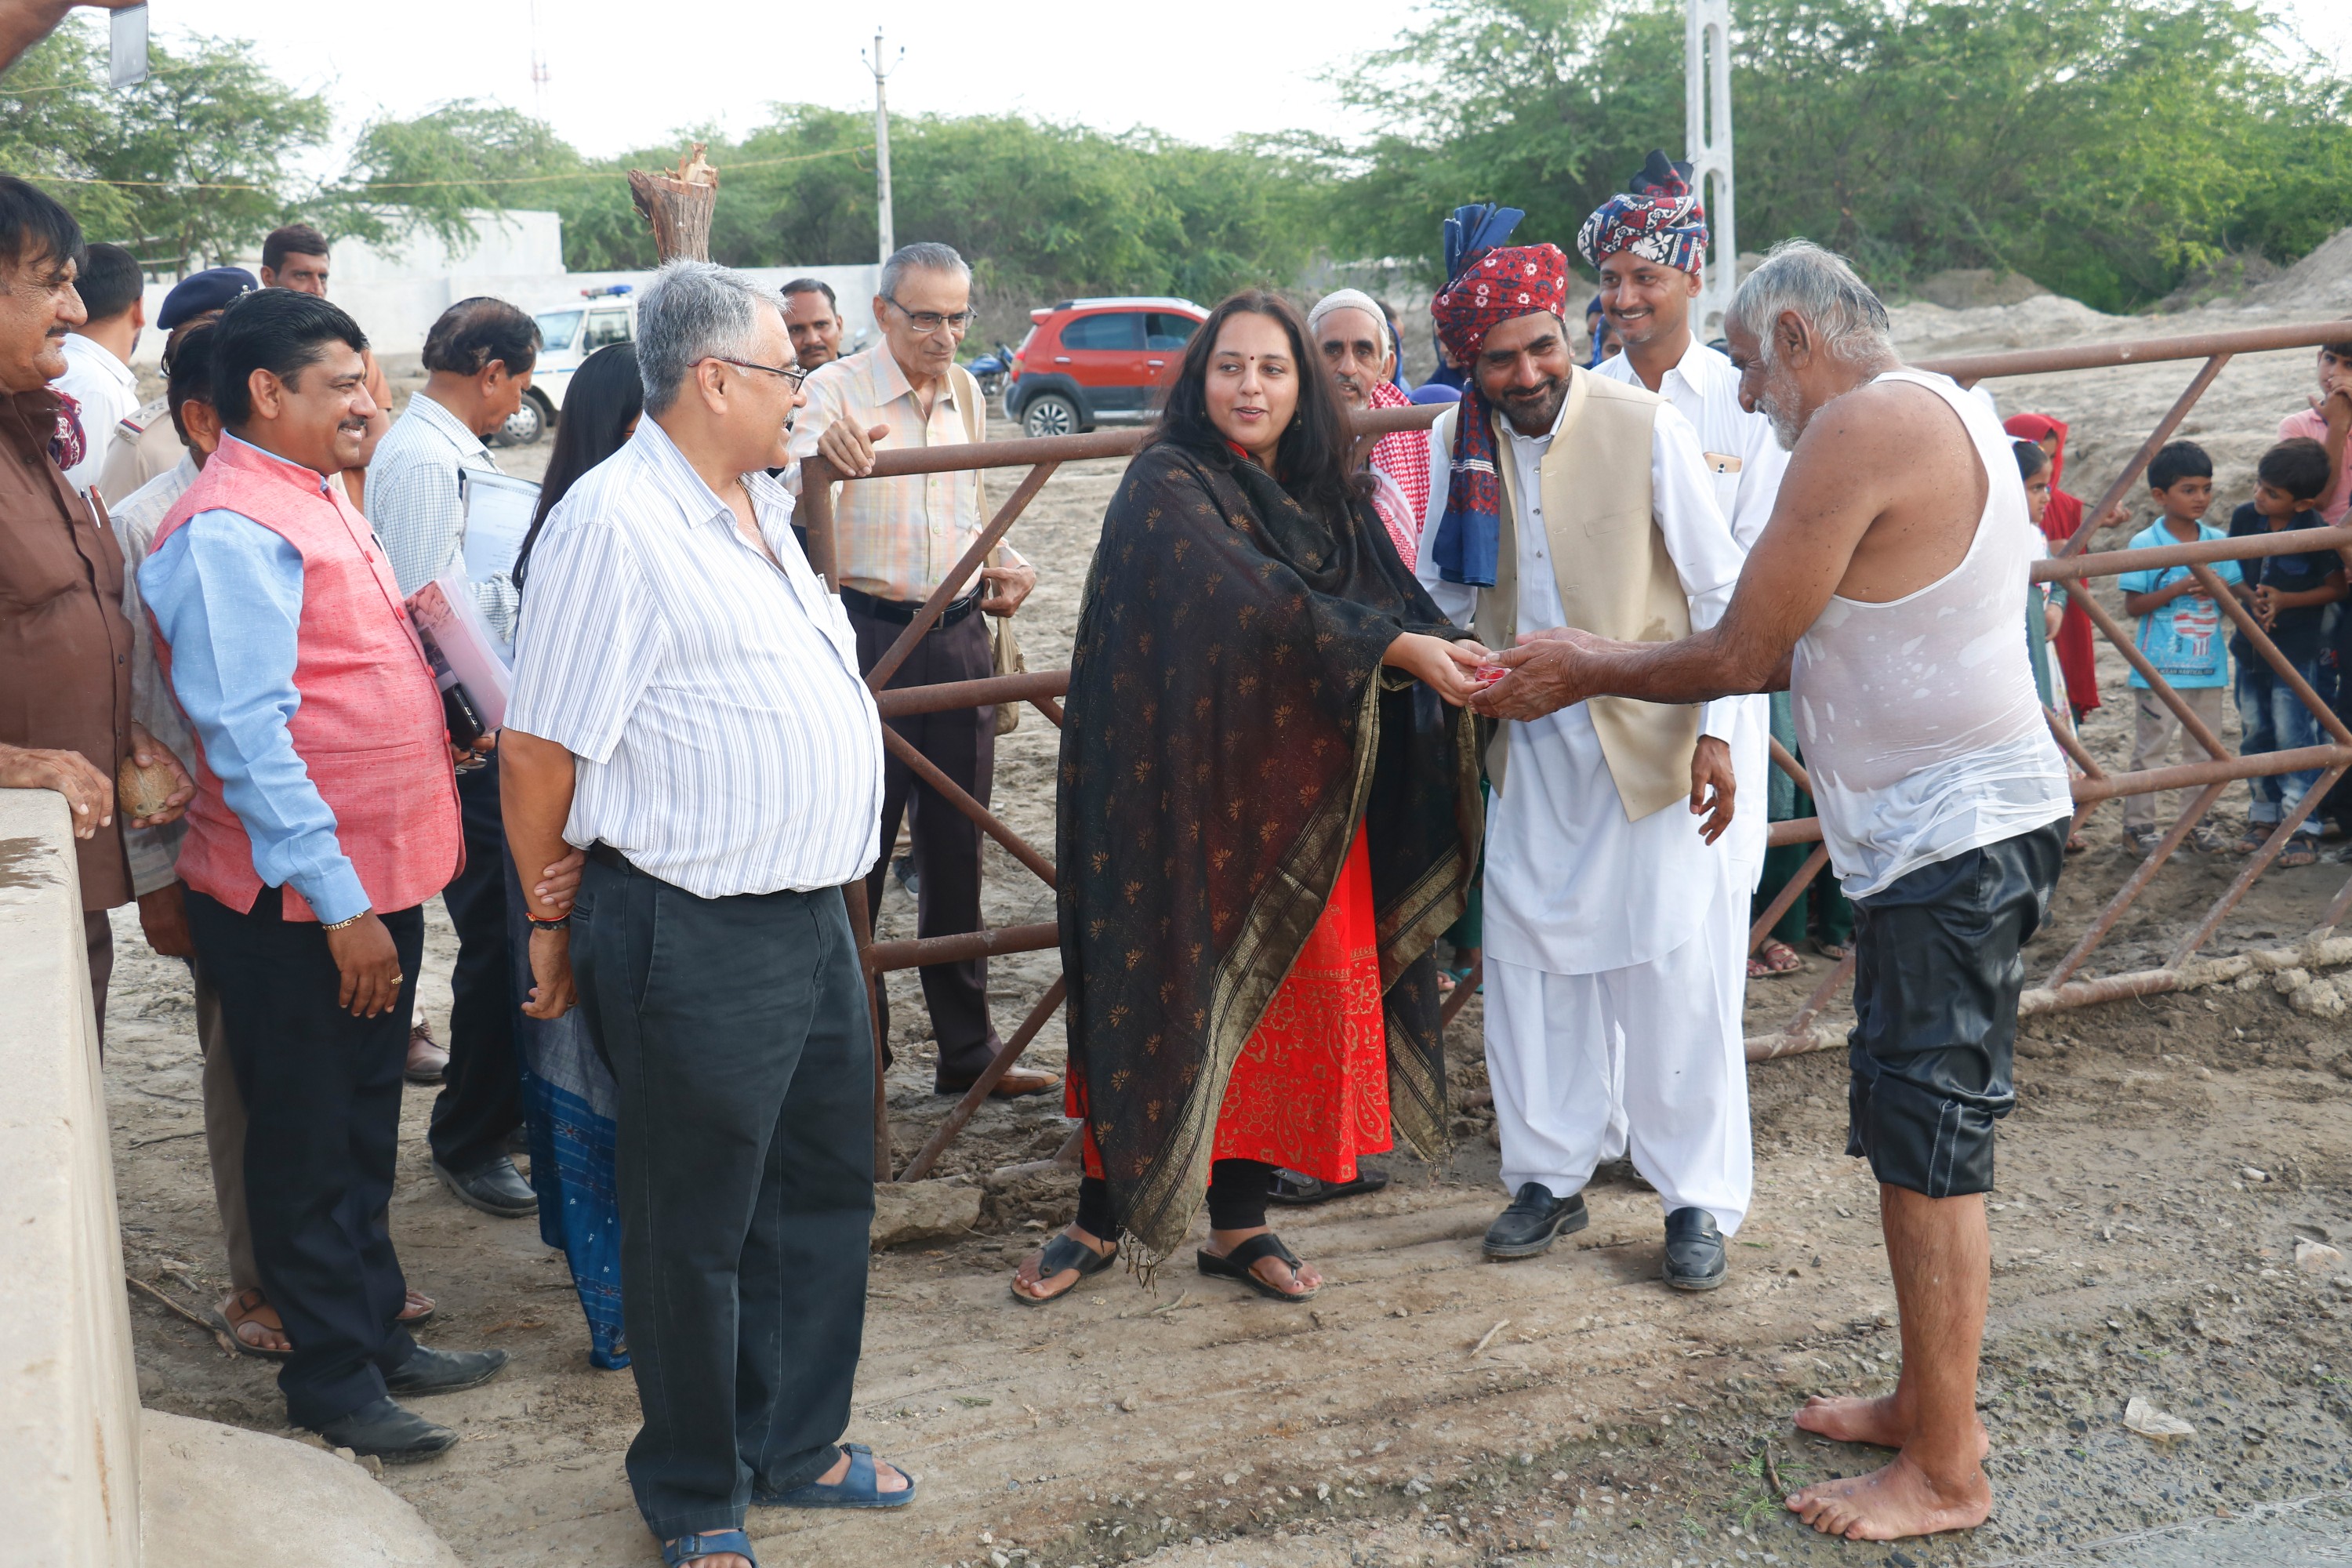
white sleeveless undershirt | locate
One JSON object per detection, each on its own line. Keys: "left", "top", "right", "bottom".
{"left": 1789, "top": 368, "right": 2073, "bottom": 898}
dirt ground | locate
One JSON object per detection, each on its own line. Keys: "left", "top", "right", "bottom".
{"left": 109, "top": 405, "right": 2352, "bottom": 1566}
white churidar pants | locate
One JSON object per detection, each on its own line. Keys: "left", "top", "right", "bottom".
{"left": 1483, "top": 858, "right": 1753, "bottom": 1236}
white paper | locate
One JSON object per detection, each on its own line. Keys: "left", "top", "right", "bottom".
{"left": 406, "top": 575, "right": 512, "bottom": 731}
{"left": 459, "top": 467, "right": 542, "bottom": 586}
{"left": 108, "top": 5, "right": 149, "bottom": 88}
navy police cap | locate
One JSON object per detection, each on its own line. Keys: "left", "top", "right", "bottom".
{"left": 158, "top": 267, "right": 260, "bottom": 329}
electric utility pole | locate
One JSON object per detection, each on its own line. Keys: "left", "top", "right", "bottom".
{"left": 1686, "top": 0, "right": 1737, "bottom": 335}
{"left": 865, "top": 27, "right": 904, "bottom": 264}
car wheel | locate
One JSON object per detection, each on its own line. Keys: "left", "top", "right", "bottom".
{"left": 495, "top": 393, "right": 550, "bottom": 447}
{"left": 1022, "top": 394, "right": 1081, "bottom": 437}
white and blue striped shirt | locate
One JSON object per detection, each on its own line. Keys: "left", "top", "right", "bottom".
{"left": 506, "top": 418, "right": 884, "bottom": 898}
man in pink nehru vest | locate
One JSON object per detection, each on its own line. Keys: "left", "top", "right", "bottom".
{"left": 142, "top": 289, "right": 510, "bottom": 1461}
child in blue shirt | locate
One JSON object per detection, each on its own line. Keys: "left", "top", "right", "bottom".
{"left": 2225, "top": 437, "right": 2342, "bottom": 864}
{"left": 2118, "top": 441, "right": 2239, "bottom": 854}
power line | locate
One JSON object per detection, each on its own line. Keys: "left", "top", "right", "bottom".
{"left": 29, "top": 143, "right": 877, "bottom": 194}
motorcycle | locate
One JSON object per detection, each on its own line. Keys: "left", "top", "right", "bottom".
{"left": 969, "top": 340, "right": 1020, "bottom": 402}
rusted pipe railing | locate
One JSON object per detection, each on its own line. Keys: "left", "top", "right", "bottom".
{"left": 805, "top": 318, "right": 2352, "bottom": 1148}
{"left": 1748, "top": 318, "right": 2352, "bottom": 1058}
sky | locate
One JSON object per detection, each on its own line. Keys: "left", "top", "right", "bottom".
{"left": 174, "top": 0, "right": 1431, "bottom": 162}
{"left": 171, "top": 0, "right": 2352, "bottom": 167}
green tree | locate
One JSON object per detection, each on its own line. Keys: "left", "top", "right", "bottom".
{"left": 0, "top": 17, "right": 330, "bottom": 272}
{"left": 1324, "top": 0, "right": 2352, "bottom": 312}
{"left": 326, "top": 99, "right": 597, "bottom": 256}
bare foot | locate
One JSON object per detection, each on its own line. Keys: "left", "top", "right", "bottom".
{"left": 219, "top": 1288, "right": 291, "bottom": 1355}
{"left": 1010, "top": 1224, "right": 1116, "bottom": 1303}
{"left": 1203, "top": 1225, "right": 1322, "bottom": 1298}
{"left": 1795, "top": 1393, "right": 1992, "bottom": 1461}
{"left": 662, "top": 1549, "right": 751, "bottom": 1568}
{"left": 1786, "top": 1450, "right": 1992, "bottom": 1541}
{"left": 811, "top": 1448, "right": 910, "bottom": 1494}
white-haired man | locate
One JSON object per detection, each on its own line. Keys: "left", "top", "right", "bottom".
{"left": 1310, "top": 287, "right": 1430, "bottom": 568}
{"left": 502, "top": 261, "right": 914, "bottom": 1567}
{"left": 1478, "top": 239, "right": 2074, "bottom": 1544}
{"left": 789, "top": 241, "right": 1054, "bottom": 1104}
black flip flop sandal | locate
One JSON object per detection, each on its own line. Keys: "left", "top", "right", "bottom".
{"left": 1268, "top": 1167, "right": 1391, "bottom": 1206}
{"left": 1011, "top": 1231, "right": 1117, "bottom": 1306}
{"left": 1196, "top": 1232, "right": 1319, "bottom": 1302}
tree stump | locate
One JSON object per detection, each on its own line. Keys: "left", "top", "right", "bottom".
{"left": 627, "top": 143, "right": 719, "bottom": 263}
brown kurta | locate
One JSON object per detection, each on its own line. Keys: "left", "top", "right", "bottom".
{"left": 0, "top": 387, "right": 134, "bottom": 909}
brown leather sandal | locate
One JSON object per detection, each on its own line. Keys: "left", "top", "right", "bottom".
{"left": 216, "top": 1288, "right": 292, "bottom": 1359}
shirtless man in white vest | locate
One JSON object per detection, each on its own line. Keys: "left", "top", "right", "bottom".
{"left": 1477, "top": 239, "right": 2073, "bottom": 1543}
{"left": 1414, "top": 221, "right": 1755, "bottom": 1292}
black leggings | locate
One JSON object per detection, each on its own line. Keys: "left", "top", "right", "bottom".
{"left": 1074, "top": 1158, "right": 1271, "bottom": 1239}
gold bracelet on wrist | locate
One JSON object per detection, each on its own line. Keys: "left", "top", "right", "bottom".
{"left": 320, "top": 909, "right": 371, "bottom": 931}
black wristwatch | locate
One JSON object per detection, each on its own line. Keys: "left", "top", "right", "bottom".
{"left": 527, "top": 913, "right": 571, "bottom": 932}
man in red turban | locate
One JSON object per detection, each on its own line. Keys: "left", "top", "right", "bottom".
{"left": 1426, "top": 205, "right": 1570, "bottom": 586}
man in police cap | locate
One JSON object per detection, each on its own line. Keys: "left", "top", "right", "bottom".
{"left": 94, "top": 266, "right": 256, "bottom": 506}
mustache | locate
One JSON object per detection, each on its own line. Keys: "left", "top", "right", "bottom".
{"left": 1500, "top": 377, "right": 1563, "bottom": 402}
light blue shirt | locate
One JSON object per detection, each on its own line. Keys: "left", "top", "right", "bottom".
{"left": 2118, "top": 519, "right": 2241, "bottom": 690}
{"left": 136, "top": 435, "right": 371, "bottom": 924}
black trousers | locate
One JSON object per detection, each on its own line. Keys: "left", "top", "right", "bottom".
{"left": 186, "top": 887, "right": 423, "bottom": 1428}
{"left": 571, "top": 852, "right": 876, "bottom": 1538}
{"left": 429, "top": 762, "right": 523, "bottom": 1174}
{"left": 849, "top": 602, "right": 1001, "bottom": 1083}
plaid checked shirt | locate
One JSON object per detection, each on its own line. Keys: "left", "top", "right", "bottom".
{"left": 786, "top": 345, "right": 1025, "bottom": 603}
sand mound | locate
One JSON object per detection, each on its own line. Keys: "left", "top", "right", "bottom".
{"left": 1888, "top": 292, "right": 2135, "bottom": 357}
{"left": 2241, "top": 224, "right": 2352, "bottom": 316}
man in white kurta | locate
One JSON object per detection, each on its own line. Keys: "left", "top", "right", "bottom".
{"left": 1583, "top": 155, "right": 1791, "bottom": 1162}
{"left": 1416, "top": 229, "right": 1755, "bottom": 1289}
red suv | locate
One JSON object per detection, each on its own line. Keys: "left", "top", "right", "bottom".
{"left": 1004, "top": 296, "right": 1208, "bottom": 437}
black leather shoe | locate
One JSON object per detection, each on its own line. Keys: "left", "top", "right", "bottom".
{"left": 313, "top": 1396, "right": 457, "bottom": 1462}
{"left": 1663, "top": 1207, "right": 1727, "bottom": 1290}
{"left": 432, "top": 1154, "right": 539, "bottom": 1218}
{"left": 385, "top": 1345, "right": 510, "bottom": 1396}
{"left": 1482, "top": 1182, "right": 1588, "bottom": 1259}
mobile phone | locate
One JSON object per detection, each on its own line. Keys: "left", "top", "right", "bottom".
{"left": 442, "top": 683, "right": 487, "bottom": 751}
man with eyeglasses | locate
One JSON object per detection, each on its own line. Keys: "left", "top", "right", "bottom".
{"left": 789, "top": 240, "right": 1052, "bottom": 1103}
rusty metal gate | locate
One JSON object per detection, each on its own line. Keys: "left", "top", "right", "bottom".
{"left": 797, "top": 316, "right": 2352, "bottom": 1181}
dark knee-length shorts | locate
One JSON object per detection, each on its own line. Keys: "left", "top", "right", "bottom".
{"left": 1845, "top": 819, "right": 2067, "bottom": 1198}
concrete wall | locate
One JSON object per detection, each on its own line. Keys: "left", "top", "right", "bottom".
{"left": 126, "top": 209, "right": 884, "bottom": 369}
{"left": 0, "top": 788, "right": 143, "bottom": 1566}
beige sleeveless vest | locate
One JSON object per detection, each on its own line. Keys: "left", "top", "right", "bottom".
{"left": 1442, "top": 368, "right": 1701, "bottom": 822}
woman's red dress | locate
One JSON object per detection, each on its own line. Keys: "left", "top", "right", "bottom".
{"left": 1080, "top": 823, "right": 1391, "bottom": 1184}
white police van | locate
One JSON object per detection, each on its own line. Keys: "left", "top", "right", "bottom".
{"left": 495, "top": 285, "right": 637, "bottom": 446}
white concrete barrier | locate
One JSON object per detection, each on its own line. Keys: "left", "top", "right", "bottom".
{"left": 0, "top": 787, "right": 143, "bottom": 1566}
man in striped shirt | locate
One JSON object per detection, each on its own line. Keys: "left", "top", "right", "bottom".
{"left": 789, "top": 241, "right": 1056, "bottom": 1102}
{"left": 501, "top": 261, "right": 911, "bottom": 1565}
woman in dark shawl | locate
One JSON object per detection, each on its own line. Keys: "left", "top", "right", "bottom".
{"left": 1011, "top": 292, "right": 1486, "bottom": 1305}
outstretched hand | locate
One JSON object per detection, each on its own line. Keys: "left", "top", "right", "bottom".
{"left": 1470, "top": 626, "right": 1611, "bottom": 721}
{"left": 1382, "top": 632, "right": 1488, "bottom": 706}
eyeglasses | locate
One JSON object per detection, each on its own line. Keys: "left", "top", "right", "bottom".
{"left": 707, "top": 356, "right": 808, "bottom": 389}
{"left": 883, "top": 296, "right": 976, "bottom": 336}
